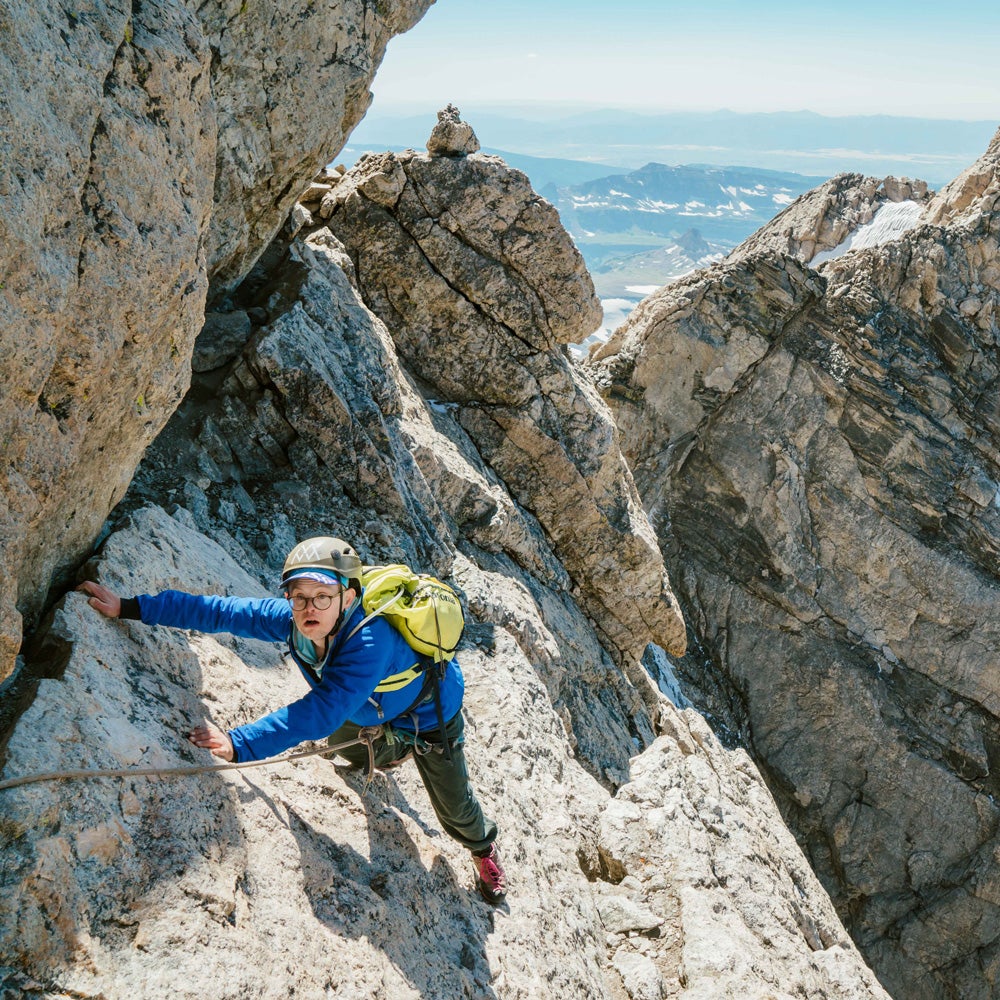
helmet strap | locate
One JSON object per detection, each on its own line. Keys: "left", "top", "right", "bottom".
{"left": 326, "top": 585, "right": 355, "bottom": 641}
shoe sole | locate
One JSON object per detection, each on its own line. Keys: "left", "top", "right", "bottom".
{"left": 476, "top": 879, "right": 507, "bottom": 904}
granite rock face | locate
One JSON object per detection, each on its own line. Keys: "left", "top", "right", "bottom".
{"left": 0, "top": 0, "right": 433, "bottom": 683}
{"left": 0, "top": 162, "right": 887, "bottom": 992}
{"left": 599, "top": 717, "right": 890, "bottom": 1000}
{"left": 591, "top": 128, "right": 1000, "bottom": 999}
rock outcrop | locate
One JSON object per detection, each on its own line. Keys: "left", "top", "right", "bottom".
{"left": 925, "top": 127, "right": 1000, "bottom": 225}
{"left": 590, "top": 131, "right": 1000, "bottom": 999}
{"left": 726, "top": 173, "right": 930, "bottom": 266}
{"left": 0, "top": 0, "right": 433, "bottom": 684}
{"left": 426, "top": 103, "right": 481, "bottom": 157}
{"left": 318, "top": 132, "right": 687, "bottom": 661}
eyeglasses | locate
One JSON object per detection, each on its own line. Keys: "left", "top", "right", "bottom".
{"left": 289, "top": 593, "right": 340, "bottom": 611}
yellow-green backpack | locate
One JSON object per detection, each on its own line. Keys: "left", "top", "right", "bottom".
{"left": 356, "top": 564, "right": 465, "bottom": 664}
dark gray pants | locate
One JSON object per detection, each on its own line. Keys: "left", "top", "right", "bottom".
{"left": 327, "top": 710, "right": 498, "bottom": 853}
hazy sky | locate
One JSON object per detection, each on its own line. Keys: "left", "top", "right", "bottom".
{"left": 372, "top": 0, "right": 1000, "bottom": 120}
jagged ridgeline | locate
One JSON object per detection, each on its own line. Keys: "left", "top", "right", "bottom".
{"left": 0, "top": 3, "right": 995, "bottom": 999}
{"left": 590, "top": 129, "right": 1000, "bottom": 1000}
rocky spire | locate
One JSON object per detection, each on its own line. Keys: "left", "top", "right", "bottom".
{"left": 317, "top": 142, "right": 687, "bottom": 660}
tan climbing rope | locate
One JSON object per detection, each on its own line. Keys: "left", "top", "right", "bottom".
{"left": 0, "top": 725, "right": 386, "bottom": 792}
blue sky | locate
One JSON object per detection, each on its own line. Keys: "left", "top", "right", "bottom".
{"left": 373, "top": 0, "right": 1000, "bottom": 120}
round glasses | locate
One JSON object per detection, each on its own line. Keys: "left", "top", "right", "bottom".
{"left": 289, "top": 593, "right": 339, "bottom": 611}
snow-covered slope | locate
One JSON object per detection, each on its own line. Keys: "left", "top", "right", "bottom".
{"left": 812, "top": 200, "right": 925, "bottom": 265}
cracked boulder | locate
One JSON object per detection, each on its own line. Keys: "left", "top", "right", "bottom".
{"left": 318, "top": 136, "right": 687, "bottom": 661}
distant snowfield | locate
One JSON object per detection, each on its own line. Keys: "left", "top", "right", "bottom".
{"left": 568, "top": 296, "right": 641, "bottom": 360}
{"left": 812, "top": 200, "right": 925, "bottom": 265}
{"left": 626, "top": 284, "right": 661, "bottom": 295}
{"left": 599, "top": 297, "right": 640, "bottom": 329}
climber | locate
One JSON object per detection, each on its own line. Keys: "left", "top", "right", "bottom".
{"left": 77, "top": 536, "right": 506, "bottom": 904}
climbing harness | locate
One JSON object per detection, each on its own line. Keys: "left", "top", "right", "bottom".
{"left": 0, "top": 725, "right": 387, "bottom": 793}
{"left": 381, "top": 720, "right": 451, "bottom": 759}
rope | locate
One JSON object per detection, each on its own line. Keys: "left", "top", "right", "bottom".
{"left": 0, "top": 726, "right": 386, "bottom": 793}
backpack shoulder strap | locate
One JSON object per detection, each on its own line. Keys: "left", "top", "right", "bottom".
{"left": 343, "top": 585, "right": 405, "bottom": 644}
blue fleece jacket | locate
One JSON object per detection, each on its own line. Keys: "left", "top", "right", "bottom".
{"left": 135, "top": 590, "right": 464, "bottom": 761}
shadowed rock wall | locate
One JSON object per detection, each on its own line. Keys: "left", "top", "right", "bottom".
{"left": 0, "top": 0, "right": 433, "bottom": 683}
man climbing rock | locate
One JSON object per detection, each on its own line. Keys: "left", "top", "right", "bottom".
{"left": 78, "top": 535, "right": 507, "bottom": 904}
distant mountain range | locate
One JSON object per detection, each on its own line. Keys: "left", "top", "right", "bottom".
{"left": 552, "top": 161, "right": 819, "bottom": 231}
{"left": 545, "top": 161, "right": 826, "bottom": 274}
{"left": 346, "top": 106, "right": 997, "bottom": 184}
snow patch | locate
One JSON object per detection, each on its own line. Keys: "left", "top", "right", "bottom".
{"left": 812, "top": 200, "right": 925, "bottom": 265}
{"left": 637, "top": 199, "right": 680, "bottom": 211}
{"left": 644, "top": 644, "right": 691, "bottom": 708}
{"left": 602, "top": 297, "right": 640, "bottom": 312}
{"left": 598, "top": 297, "right": 641, "bottom": 338}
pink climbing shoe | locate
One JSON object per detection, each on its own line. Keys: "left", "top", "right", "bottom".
{"left": 473, "top": 843, "right": 507, "bottom": 903}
